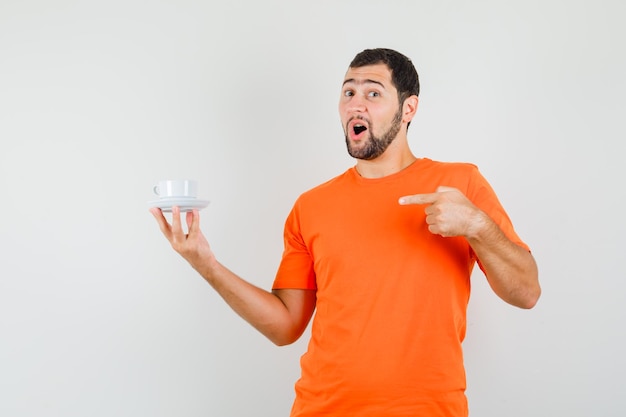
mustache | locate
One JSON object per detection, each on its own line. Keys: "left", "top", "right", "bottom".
{"left": 345, "top": 115, "right": 370, "bottom": 131}
{"left": 348, "top": 115, "right": 369, "bottom": 123}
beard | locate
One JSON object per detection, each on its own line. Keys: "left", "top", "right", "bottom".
{"left": 345, "top": 108, "right": 403, "bottom": 160}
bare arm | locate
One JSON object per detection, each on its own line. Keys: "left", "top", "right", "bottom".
{"left": 399, "top": 186, "right": 540, "bottom": 309}
{"left": 150, "top": 206, "right": 316, "bottom": 345}
{"left": 463, "top": 210, "right": 539, "bottom": 308}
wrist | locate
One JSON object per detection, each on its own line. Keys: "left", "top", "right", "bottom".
{"left": 465, "top": 209, "right": 493, "bottom": 242}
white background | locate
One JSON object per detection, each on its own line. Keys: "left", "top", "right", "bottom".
{"left": 1, "top": 0, "right": 625, "bottom": 416}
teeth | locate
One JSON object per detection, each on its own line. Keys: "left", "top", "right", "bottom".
{"left": 353, "top": 124, "right": 367, "bottom": 135}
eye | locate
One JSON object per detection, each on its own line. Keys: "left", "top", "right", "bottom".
{"left": 368, "top": 91, "right": 380, "bottom": 98}
{"left": 343, "top": 90, "right": 354, "bottom": 97}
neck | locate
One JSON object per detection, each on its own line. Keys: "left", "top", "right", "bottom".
{"left": 355, "top": 140, "right": 417, "bottom": 179}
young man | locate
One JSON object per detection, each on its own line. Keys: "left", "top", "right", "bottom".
{"left": 150, "top": 48, "right": 540, "bottom": 417}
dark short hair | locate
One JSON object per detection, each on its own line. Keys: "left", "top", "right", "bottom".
{"left": 349, "top": 48, "right": 420, "bottom": 105}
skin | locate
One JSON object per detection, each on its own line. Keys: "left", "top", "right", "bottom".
{"left": 340, "top": 64, "right": 418, "bottom": 178}
{"left": 398, "top": 188, "right": 540, "bottom": 308}
{"left": 150, "top": 63, "right": 540, "bottom": 347}
{"left": 150, "top": 206, "right": 316, "bottom": 346}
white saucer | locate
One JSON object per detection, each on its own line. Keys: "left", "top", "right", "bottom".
{"left": 147, "top": 197, "right": 210, "bottom": 213}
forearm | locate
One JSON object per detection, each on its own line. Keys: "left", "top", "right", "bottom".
{"left": 150, "top": 207, "right": 314, "bottom": 345}
{"left": 192, "top": 255, "right": 309, "bottom": 345}
{"left": 467, "top": 212, "right": 540, "bottom": 309}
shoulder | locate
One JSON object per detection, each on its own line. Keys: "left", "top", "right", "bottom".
{"left": 418, "top": 157, "right": 479, "bottom": 174}
{"left": 282, "top": 168, "right": 353, "bottom": 226}
{"left": 296, "top": 168, "right": 354, "bottom": 203}
{"left": 412, "top": 158, "right": 484, "bottom": 188}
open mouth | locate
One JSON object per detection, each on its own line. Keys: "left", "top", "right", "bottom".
{"left": 348, "top": 119, "right": 369, "bottom": 139}
{"left": 354, "top": 124, "right": 367, "bottom": 135}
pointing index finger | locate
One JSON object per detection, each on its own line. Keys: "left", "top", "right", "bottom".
{"left": 398, "top": 193, "right": 440, "bottom": 205}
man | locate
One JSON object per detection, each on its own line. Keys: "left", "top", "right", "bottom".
{"left": 150, "top": 48, "right": 540, "bottom": 417}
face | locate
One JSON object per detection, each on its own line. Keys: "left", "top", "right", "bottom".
{"left": 339, "top": 64, "right": 404, "bottom": 160}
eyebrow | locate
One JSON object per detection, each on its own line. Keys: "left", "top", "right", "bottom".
{"left": 342, "top": 78, "right": 386, "bottom": 88}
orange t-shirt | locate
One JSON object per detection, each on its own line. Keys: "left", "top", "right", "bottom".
{"left": 273, "top": 159, "right": 529, "bottom": 417}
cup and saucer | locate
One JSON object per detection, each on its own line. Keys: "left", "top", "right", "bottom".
{"left": 147, "top": 179, "right": 210, "bottom": 213}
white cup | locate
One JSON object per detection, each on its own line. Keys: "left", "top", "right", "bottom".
{"left": 153, "top": 179, "right": 198, "bottom": 199}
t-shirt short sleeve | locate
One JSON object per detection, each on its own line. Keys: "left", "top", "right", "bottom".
{"left": 272, "top": 201, "right": 317, "bottom": 290}
{"left": 467, "top": 165, "right": 530, "bottom": 252}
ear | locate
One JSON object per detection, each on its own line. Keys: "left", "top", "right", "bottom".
{"left": 402, "top": 95, "right": 419, "bottom": 124}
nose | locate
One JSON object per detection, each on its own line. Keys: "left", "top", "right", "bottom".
{"left": 346, "top": 93, "right": 366, "bottom": 113}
